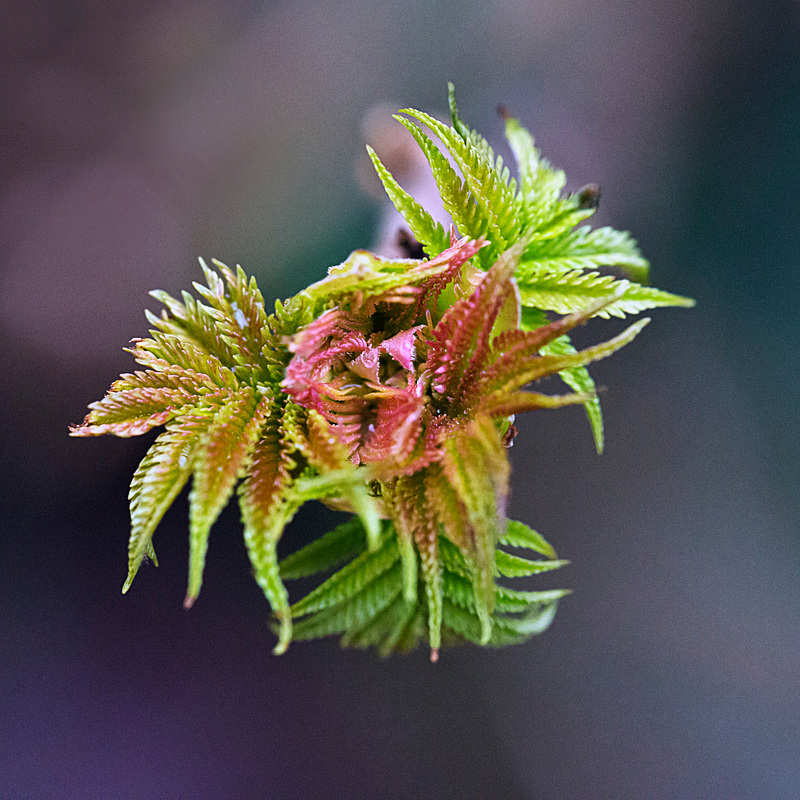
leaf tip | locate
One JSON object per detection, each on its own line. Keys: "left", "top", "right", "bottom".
{"left": 272, "top": 612, "right": 293, "bottom": 655}
{"left": 272, "top": 639, "right": 290, "bottom": 656}
{"left": 479, "top": 618, "right": 492, "bottom": 646}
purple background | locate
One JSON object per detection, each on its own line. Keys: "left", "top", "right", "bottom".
{"left": 2, "top": 0, "right": 798, "bottom": 796}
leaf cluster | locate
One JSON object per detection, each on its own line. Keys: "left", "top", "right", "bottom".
{"left": 280, "top": 518, "right": 568, "bottom": 657}
{"left": 368, "top": 83, "right": 693, "bottom": 451}
{"left": 72, "top": 85, "right": 693, "bottom": 660}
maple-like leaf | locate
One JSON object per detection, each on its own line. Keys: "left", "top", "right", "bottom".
{"left": 72, "top": 85, "right": 693, "bottom": 660}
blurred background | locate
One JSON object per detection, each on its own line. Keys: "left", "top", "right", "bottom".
{"left": 1, "top": 0, "right": 798, "bottom": 796}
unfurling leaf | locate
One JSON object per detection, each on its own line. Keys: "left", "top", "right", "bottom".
{"left": 72, "top": 84, "right": 693, "bottom": 660}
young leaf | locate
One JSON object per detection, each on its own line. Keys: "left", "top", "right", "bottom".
{"left": 400, "top": 107, "right": 522, "bottom": 265}
{"left": 69, "top": 387, "right": 197, "bottom": 438}
{"left": 517, "top": 269, "right": 695, "bottom": 318}
{"left": 341, "top": 591, "right": 419, "bottom": 655}
{"left": 279, "top": 517, "right": 367, "bottom": 580}
{"left": 185, "top": 389, "right": 267, "bottom": 608}
{"left": 290, "top": 528, "right": 399, "bottom": 618}
{"left": 541, "top": 335, "right": 604, "bottom": 453}
{"left": 238, "top": 407, "right": 299, "bottom": 654}
{"left": 495, "top": 551, "right": 569, "bottom": 578}
{"left": 517, "top": 304, "right": 605, "bottom": 452}
{"left": 501, "top": 110, "right": 566, "bottom": 232}
{"left": 73, "top": 83, "right": 694, "bottom": 661}
{"left": 291, "top": 564, "right": 404, "bottom": 640}
{"left": 366, "top": 145, "right": 450, "bottom": 257}
{"left": 480, "top": 317, "right": 652, "bottom": 396}
{"left": 124, "top": 415, "right": 206, "bottom": 592}
{"left": 392, "top": 116, "right": 483, "bottom": 252}
{"left": 519, "top": 225, "right": 650, "bottom": 284}
{"left": 500, "top": 519, "right": 558, "bottom": 559}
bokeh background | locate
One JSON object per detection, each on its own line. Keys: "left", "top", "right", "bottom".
{"left": 2, "top": 0, "right": 798, "bottom": 797}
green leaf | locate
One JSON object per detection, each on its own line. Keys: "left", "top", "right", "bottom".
{"left": 438, "top": 536, "right": 471, "bottom": 577}
{"left": 123, "top": 415, "right": 206, "bottom": 592}
{"left": 301, "top": 410, "right": 382, "bottom": 550}
{"left": 495, "top": 550, "right": 569, "bottom": 578}
{"left": 239, "top": 409, "right": 298, "bottom": 654}
{"left": 500, "top": 519, "right": 558, "bottom": 559}
{"left": 517, "top": 270, "right": 695, "bottom": 318}
{"left": 440, "top": 416, "right": 511, "bottom": 644}
{"left": 477, "top": 389, "right": 591, "bottom": 418}
{"left": 393, "top": 116, "right": 482, "bottom": 252}
{"left": 133, "top": 332, "right": 238, "bottom": 389}
{"left": 388, "top": 476, "right": 420, "bottom": 603}
{"left": 185, "top": 389, "right": 266, "bottom": 608}
{"left": 366, "top": 145, "right": 450, "bottom": 257}
{"left": 290, "top": 528, "right": 399, "bottom": 617}
{"left": 291, "top": 470, "right": 382, "bottom": 551}
{"left": 447, "top": 82, "right": 472, "bottom": 142}
{"left": 502, "top": 112, "right": 567, "bottom": 232}
{"left": 520, "top": 225, "right": 650, "bottom": 284}
{"left": 443, "top": 597, "right": 564, "bottom": 646}
{"left": 402, "top": 473, "right": 444, "bottom": 658}
{"left": 341, "top": 593, "right": 420, "bottom": 656}
{"left": 109, "top": 366, "right": 216, "bottom": 395}
{"left": 541, "top": 335, "right": 604, "bottom": 453}
{"left": 279, "top": 517, "right": 367, "bottom": 580}
{"left": 247, "top": 534, "right": 291, "bottom": 654}
{"left": 297, "top": 245, "right": 477, "bottom": 317}
{"left": 443, "top": 568, "right": 569, "bottom": 614}
{"left": 493, "top": 587, "right": 571, "bottom": 615}
{"left": 448, "top": 83, "right": 519, "bottom": 204}
{"left": 439, "top": 601, "right": 517, "bottom": 647}
{"left": 516, "top": 304, "right": 605, "bottom": 452}
{"left": 146, "top": 286, "right": 237, "bottom": 367}
{"left": 292, "top": 564, "right": 404, "bottom": 640}
{"left": 400, "top": 107, "right": 522, "bottom": 265}
{"left": 189, "top": 259, "right": 274, "bottom": 378}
